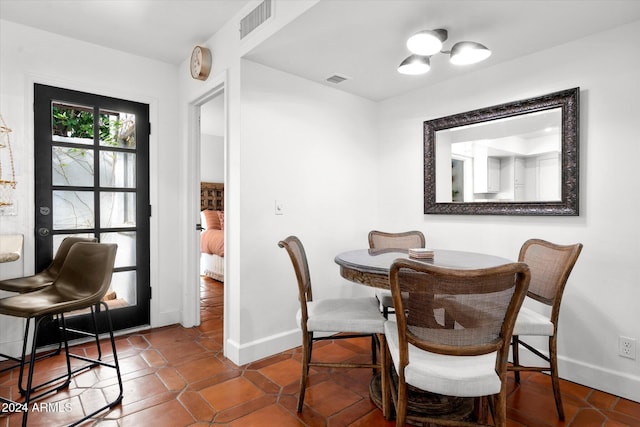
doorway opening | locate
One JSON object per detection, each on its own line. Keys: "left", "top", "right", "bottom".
{"left": 189, "top": 84, "right": 226, "bottom": 353}
{"left": 197, "top": 91, "right": 225, "bottom": 332}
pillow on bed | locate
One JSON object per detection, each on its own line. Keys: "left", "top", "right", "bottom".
{"left": 200, "top": 211, "right": 207, "bottom": 230}
{"left": 217, "top": 211, "right": 224, "bottom": 230}
{"left": 202, "top": 209, "right": 222, "bottom": 230}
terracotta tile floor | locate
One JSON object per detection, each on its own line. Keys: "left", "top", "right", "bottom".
{"left": 1, "top": 277, "right": 639, "bottom": 426}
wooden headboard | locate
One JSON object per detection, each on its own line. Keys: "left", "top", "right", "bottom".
{"left": 200, "top": 182, "right": 224, "bottom": 211}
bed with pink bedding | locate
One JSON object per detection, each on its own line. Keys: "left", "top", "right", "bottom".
{"left": 200, "top": 182, "right": 224, "bottom": 281}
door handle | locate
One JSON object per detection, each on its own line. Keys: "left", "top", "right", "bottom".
{"left": 196, "top": 224, "right": 204, "bottom": 231}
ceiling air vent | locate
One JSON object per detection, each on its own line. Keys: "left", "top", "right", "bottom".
{"left": 326, "top": 74, "right": 349, "bottom": 84}
{"left": 240, "top": 0, "right": 272, "bottom": 39}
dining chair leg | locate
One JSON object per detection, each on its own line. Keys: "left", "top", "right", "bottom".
{"left": 371, "top": 335, "right": 377, "bottom": 374}
{"left": 493, "top": 389, "right": 507, "bottom": 427}
{"left": 67, "top": 302, "right": 123, "bottom": 426}
{"left": 379, "top": 334, "right": 391, "bottom": 420}
{"left": 88, "top": 305, "right": 103, "bottom": 360}
{"left": 16, "top": 317, "right": 32, "bottom": 397}
{"left": 8, "top": 315, "right": 63, "bottom": 395}
{"left": 297, "top": 332, "right": 312, "bottom": 412}
{"left": 21, "top": 316, "right": 73, "bottom": 427}
{"left": 395, "top": 371, "right": 407, "bottom": 427}
{"left": 511, "top": 335, "right": 521, "bottom": 383}
{"left": 21, "top": 317, "right": 40, "bottom": 427}
{"left": 549, "top": 336, "right": 565, "bottom": 420}
{"left": 473, "top": 396, "right": 488, "bottom": 424}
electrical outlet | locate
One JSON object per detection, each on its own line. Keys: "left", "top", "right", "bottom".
{"left": 619, "top": 336, "right": 636, "bottom": 360}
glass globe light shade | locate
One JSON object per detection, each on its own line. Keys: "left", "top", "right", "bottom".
{"left": 398, "top": 55, "right": 431, "bottom": 75}
{"left": 449, "top": 41, "right": 492, "bottom": 65}
{"left": 406, "top": 29, "right": 448, "bottom": 56}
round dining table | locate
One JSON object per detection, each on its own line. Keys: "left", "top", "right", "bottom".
{"left": 334, "top": 247, "right": 515, "bottom": 424}
{"left": 335, "top": 248, "right": 513, "bottom": 288}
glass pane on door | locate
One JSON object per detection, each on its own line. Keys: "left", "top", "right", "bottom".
{"left": 52, "top": 232, "right": 96, "bottom": 254}
{"left": 100, "top": 151, "right": 136, "bottom": 187}
{"left": 52, "top": 147, "right": 94, "bottom": 186}
{"left": 52, "top": 190, "right": 95, "bottom": 229}
{"left": 101, "top": 231, "right": 136, "bottom": 267}
{"left": 51, "top": 102, "right": 94, "bottom": 144}
{"left": 108, "top": 271, "right": 137, "bottom": 307}
{"left": 99, "top": 109, "right": 137, "bottom": 149}
{"left": 100, "top": 192, "right": 136, "bottom": 227}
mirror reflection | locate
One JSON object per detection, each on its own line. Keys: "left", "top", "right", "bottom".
{"left": 436, "top": 109, "right": 562, "bottom": 203}
{"left": 424, "top": 87, "right": 579, "bottom": 215}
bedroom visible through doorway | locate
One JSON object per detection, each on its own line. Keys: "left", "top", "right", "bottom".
{"left": 198, "top": 91, "right": 225, "bottom": 322}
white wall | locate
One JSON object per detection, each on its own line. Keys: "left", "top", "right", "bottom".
{"left": 0, "top": 19, "right": 182, "bottom": 328}
{"left": 234, "top": 59, "right": 379, "bottom": 363}
{"left": 200, "top": 134, "right": 224, "bottom": 183}
{"left": 177, "top": 0, "right": 321, "bottom": 360}
{"left": 200, "top": 93, "right": 224, "bottom": 183}
{"left": 376, "top": 20, "right": 640, "bottom": 401}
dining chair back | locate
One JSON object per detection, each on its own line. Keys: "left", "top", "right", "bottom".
{"left": 510, "top": 238, "right": 583, "bottom": 420}
{"left": 384, "top": 258, "right": 530, "bottom": 427}
{"left": 279, "top": 236, "right": 387, "bottom": 413}
{"left": 368, "top": 230, "right": 425, "bottom": 318}
{"left": 368, "top": 230, "right": 425, "bottom": 250}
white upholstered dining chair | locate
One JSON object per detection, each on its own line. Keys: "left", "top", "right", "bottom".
{"left": 278, "top": 235, "right": 387, "bottom": 413}
{"left": 383, "top": 258, "right": 530, "bottom": 426}
{"left": 509, "top": 238, "right": 582, "bottom": 420}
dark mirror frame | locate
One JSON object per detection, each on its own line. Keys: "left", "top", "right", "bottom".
{"left": 424, "top": 87, "right": 579, "bottom": 215}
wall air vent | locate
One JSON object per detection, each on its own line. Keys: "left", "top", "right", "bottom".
{"left": 240, "top": 0, "right": 272, "bottom": 39}
{"left": 326, "top": 74, "right": 349, "bottom": 84}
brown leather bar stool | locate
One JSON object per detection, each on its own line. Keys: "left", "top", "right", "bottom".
{"left": 0, "top": 237, "right": 97, "bottom": 389}
{"left": 0, "top": 242, "right": 123, "bottom": 427}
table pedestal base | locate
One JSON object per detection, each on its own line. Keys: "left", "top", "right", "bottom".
{"left": 369, "top": 373, "right": 475, "bottom": 425}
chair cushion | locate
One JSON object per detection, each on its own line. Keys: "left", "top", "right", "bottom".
{"left": 513, "top": 306, "right": 554, "bottom": 336}
{"left": 0, "top": 273, "right": 54, "bottom": 293}
{"left": 375, "top": 289, "right": 410, "bottom": 310}
{"left": 375, "top": 289, "right": 393, "bottom": 308}
{"left": 298, "top": 297, "right": 385, "bottom": 334}
{"left": 384, "top": 321, "right": 501, "bottom": 397}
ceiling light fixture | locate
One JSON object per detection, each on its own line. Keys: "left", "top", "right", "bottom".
{"left": 399, "top": 28, "right": 491, "bottom": 75}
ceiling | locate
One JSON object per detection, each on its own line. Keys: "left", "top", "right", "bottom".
{"left": 245, "top": 0, "right": 640, "bottom": 101}
{"left": 2, "top": 1, "right": 640, "bottom": 101}
{"left": 0, "top": 0, "right": 249, "bottom": 64}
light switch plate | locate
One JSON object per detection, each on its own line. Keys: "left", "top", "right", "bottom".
{"left": 275, "top": 200, "right": 284, "bottom": 215}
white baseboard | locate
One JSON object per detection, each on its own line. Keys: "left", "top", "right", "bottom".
{"left": 153, "top": 309, "right": 181, "bottom": 329}
{"left": 225, "top": 328, "right": 300, "bottom": 366}
{"left": 225, "top": 331, "right": 640, "bottom": 404}
{"left": 515, "top": 346, "right": 640, "bottom": 403}
{"left": 560, "top": 355, "right": 640, "bottom": 403}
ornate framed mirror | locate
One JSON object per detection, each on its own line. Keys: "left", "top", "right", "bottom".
{"left": 424, "top": 87, "right": 579, "bottom": 215}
